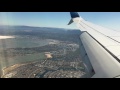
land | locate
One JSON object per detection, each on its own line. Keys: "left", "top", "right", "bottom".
{"left": 0, "top": 25, "right": 87, "bottom": 78}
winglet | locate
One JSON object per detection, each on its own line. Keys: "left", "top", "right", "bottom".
{"left": 68, "top": 12, "right": 80, "bottom": 25}
{"left": 70, "top": 12, "right": 80, "bottom": 18}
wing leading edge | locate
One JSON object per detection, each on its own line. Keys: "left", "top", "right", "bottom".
{"left": 68, "top": 12, "right": 120, "bottom": 78}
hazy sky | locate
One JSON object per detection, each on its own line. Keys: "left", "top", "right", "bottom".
{"left": 0, "top": 12, "right": 120, "bottom": 30}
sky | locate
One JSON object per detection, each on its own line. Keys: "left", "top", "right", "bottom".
{"left": 0, "top": 12, "right": 120, "bottom": 30}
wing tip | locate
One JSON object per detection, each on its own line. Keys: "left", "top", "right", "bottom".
{"left": 68, "top": 19, "right": 73, "bottom": 25}
{"left": 68, "top": 12, "right": 80, "bottom": 25}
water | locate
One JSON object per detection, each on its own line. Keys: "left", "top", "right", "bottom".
{"left": 0, "top": 38, "right": 54, "bottom": 70}
{"left": 0, "top": 38, "right": 52, "bottom": 48}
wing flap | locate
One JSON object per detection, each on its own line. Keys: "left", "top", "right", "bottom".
{"left": 80, "top": 32, "right": 120, "bottom": 78}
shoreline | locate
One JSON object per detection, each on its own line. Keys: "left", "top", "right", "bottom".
{"left": 1, "top": 60, "right": 40, "bottom": 78}
{"left": 1, "top": 63, "right": 25, "bottom": 78}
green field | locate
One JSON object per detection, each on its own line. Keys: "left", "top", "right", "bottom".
{"left": 0, "top": 52, "right": 46, "bottom": 69}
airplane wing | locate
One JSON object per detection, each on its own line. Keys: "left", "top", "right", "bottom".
{"left": 68, "top": 12, "right": 120, "bottom": 78}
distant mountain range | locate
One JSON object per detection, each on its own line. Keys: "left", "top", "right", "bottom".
{"left": 0, "top": 25, "right": 78, "bottom": 31}
{"left": 0, "top": 25, "right": 81, "bottom": 35}
{"left": 0, "top": 25, "right": 81, "bottom": 43}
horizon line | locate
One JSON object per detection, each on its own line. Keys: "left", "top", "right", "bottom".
{"left": 0, "top": 24, "right": 78, "bottom": 30}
